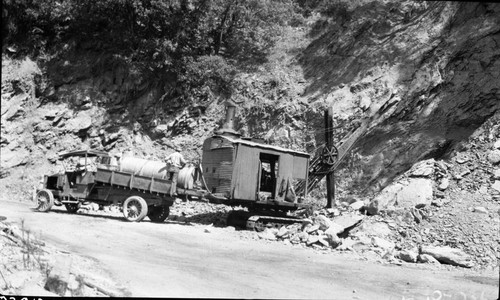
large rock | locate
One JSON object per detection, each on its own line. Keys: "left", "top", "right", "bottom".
{"left": 366, "top": 183, "right": 404, "bottom": 215}
{"left": 367, "top": 178, "right": 433, "bottom": 214}
{"left": 371, "top": 237, "right": 395, "bottom": 251}
{"left": 473, "top": 207, "right": 488, "bottom": 214}
{"left": 487, "top": 150, "right": 500, "bottom": 165}
{"left": 438, "top": 177, "right": 450, "bottom": 191}
{"left": 409, "top": 159, "right": 435, "bottom": 177}
{"left": 332, "top": 214, "right": 364, "bottom": 231}
{"left": 325, "top": 222, "right": 344, "bottom": 236}
{"left": 258, "top": 229, "right": 277, "bottom": 240}
{"left": 492, "top": 181, "right": 500, "bottom": 192}
{"left": 349, "top": 201, "right": 365, "bottom": 210}
{"left": 494, "top": 169, "right": 500, "bottom": 180}
{"left": 65, "top": 111, "right": 92, "bottom": 132}
{"left": 313, "top": 215, "right": 332, "bottom": 231}
{"left": 420, "top": 245, "right": 473, "bottom": 268}
{"left": 396, "top": 178, "right": 433, "bottom": 208}
{"left": 418, "top": 254, "right": 440, "bottom": 264}
{"left": 324, "top": 222, "right": 344, "bottom": 247}
{"left": 398, "top": 250, "right": 418, "bottom": 263}
{"left": 354, "top": 221, "right": 392, "bottom": 238}
{"left": 1, "top": 148, "right": 29, "bottom": 169}
{"left": 306, "top": 235, "right": 320, "bottom": 246}
{"left": 1, "top": 93, "right": 28, "bottom": 120}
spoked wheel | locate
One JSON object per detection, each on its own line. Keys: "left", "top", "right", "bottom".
{"left": 321, "top": 145, "right": 338, "bottom": 166}
{"left": 64, "top": 203, "right": 81, "bottom": 213}
{"left": 122, "top": 196, "right": 148, "bottom": 222}
{"left": 148, "top": 205, "right": 170, "bottom": 223}
{"left": 36, "top": 189, "right": 54, "bottom": 212}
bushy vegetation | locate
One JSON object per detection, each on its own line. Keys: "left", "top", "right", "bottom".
{"left": 3, "top": 0, "right": 323, "bottom": 104}
{"left": 2, "top": 0, "right": 354, "bottom": 105}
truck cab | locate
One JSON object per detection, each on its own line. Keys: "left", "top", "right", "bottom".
{"left": 35, "top": 149, "right": 113, "bottom": 212}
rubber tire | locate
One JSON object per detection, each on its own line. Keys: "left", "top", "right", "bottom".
{"left": 122, "top": 196, "right": 148, "bottom": 222}
{"left": 148, "top": 206, "right": 170, "bottom": 223}
{"left": 36, "top": 189, "right": 54, "bottom": 212}
{"left": 64, "top": 203, "right": 81, "bottom": 213}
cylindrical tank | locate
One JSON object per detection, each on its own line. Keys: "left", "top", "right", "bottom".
{"left": 120, "top": 157, "right": 168, "bottom": 179}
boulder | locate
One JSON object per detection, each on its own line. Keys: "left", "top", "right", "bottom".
{"left": 420, "top": 245, "right": 473, "bottom": 268}
{"left": 455, "top": 155, "right": 469, "bottom": 164}
{"left": 492, "top": 181, "right": 500, "bottom": 193}
{"left": 398, "top": 250, "right": 418, "bottom": 263}
{"left": 354, "top": 220, "right": 392, "bottom": 237}
{"left": 298, "top": 231, "right": 309, "bottom": 242}
{"left": 367, "top": 183, "right": 404, "bottom": 215}
{"left": 494, "top": 169, "right": 500, "bottom": 180}
{"left": 306, "top": 224, "right": 320, "bottom": 234}
{"left": 487, "top": 150, "right": 500, "bottom": 165}
{"left": 325, "top": 222, "right": 344, "bottom": 237}
{"left": 350, "top": 236, "right": 372, "bottom": 252}
{"left": 258, "top": 229, "right": 277, "bottom": 240}
{"left": 396, "top": 178, "right": 433, "bottom": 209}
{"left": 318, "top": 236, "right": 330, "bottom": 247}
{"left": 1, "top": 93, "right": 28, "bottom": 120}
{"left": 326, "top": 234, "right": 341, "bottom": 248}
{"left": 337, "top": 237, "right": 356, "bottom": 251}
{"left": 473, "top": 207, "right": 488, "bottom": 214}
{"left": 438, "top": 177, "right": 450, "bottom": 191}
{"left": 289, "top": 234, "right": 301, "bottom": 244}
{"left": 371, "top": 237, "right": 395, "bottom": 251}
{"left": 409, "top": 159, "right": 435, "bottom": 177}
{"left": 313, "top": 215, "right": 332, "bottom": 231}
{"left": 349, "top": 201, "right": 365, "bottom": 210}
{"left": 65, "top": 111, "right": 92, "bottom": 132}
{"left": 417, "top": 254, "right": 440, "bottom": 264}
{"left": 276, "top": 226, "right": 289, "bottom": 238}
{"left": 306, "top": 235, "right": 320, "bottom": 246}
{"left": 494, "top": 140, "right": 500, "bottom": 149}
{"left": 1, "top": 148, "right": 29, "bottom": 169}
{"left": 332, "top": 214, "right": 364, "bottom": 231}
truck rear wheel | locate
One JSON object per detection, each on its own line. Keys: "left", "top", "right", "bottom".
{"left": 36, "top": 189, "right": 54, "bottom": 212}
{"left": 123, "top": 196, "right": 148, "bottom": 222}
{"left": 148, "top": 205, "right": 170, "bottom": 223}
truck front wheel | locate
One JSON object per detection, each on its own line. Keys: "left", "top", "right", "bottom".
{"left": 36, "top": 189, "right": 54, "bottom": 212}
{"left": 123, "top": 196, "right": 148, "bottom": 222}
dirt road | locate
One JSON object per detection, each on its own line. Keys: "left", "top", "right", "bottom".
{"left": 1, "top": 200, "right": 498, "bottom": 299}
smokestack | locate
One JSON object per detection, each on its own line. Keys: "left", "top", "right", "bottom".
{"left": 216, "top": 99, "right": 241, "bottom": 138}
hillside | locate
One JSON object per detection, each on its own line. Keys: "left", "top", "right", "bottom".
{"left": 1, "top": 0, "right": 499, "bottom": 271}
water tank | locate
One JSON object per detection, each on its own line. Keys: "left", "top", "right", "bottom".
{"left": 120, "top": 157, "right": 168, "bottom": 179}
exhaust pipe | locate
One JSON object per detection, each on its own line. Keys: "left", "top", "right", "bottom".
{"left": 216, "top": 100, "right": 240, "bottom": 137}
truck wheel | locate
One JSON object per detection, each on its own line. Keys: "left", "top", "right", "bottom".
{"left": 36, "top": 189, "right": 54, "bottom": 212}
{"left": 64, "top": 203, "right": 81, "bottom": 213}
{"left": 148, "top": 206, "right": 170, "bottom": 223}
{"left": 123, "top": 196, "right": 148, "bottom": 222}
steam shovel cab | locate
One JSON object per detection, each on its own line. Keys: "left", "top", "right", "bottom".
{"left": 202, "top": 135, "right": 310, "bottom": 213}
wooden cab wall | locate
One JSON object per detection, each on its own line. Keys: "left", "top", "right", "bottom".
{"left": 201, "top": 136, "right": 235, "bottom": 197}
{"left": 202, "top": 135, "right": 310, "bottom": 202}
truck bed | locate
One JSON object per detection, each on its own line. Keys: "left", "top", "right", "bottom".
{"left": 95, "top": 168, "right": 207, "bottom": 198}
